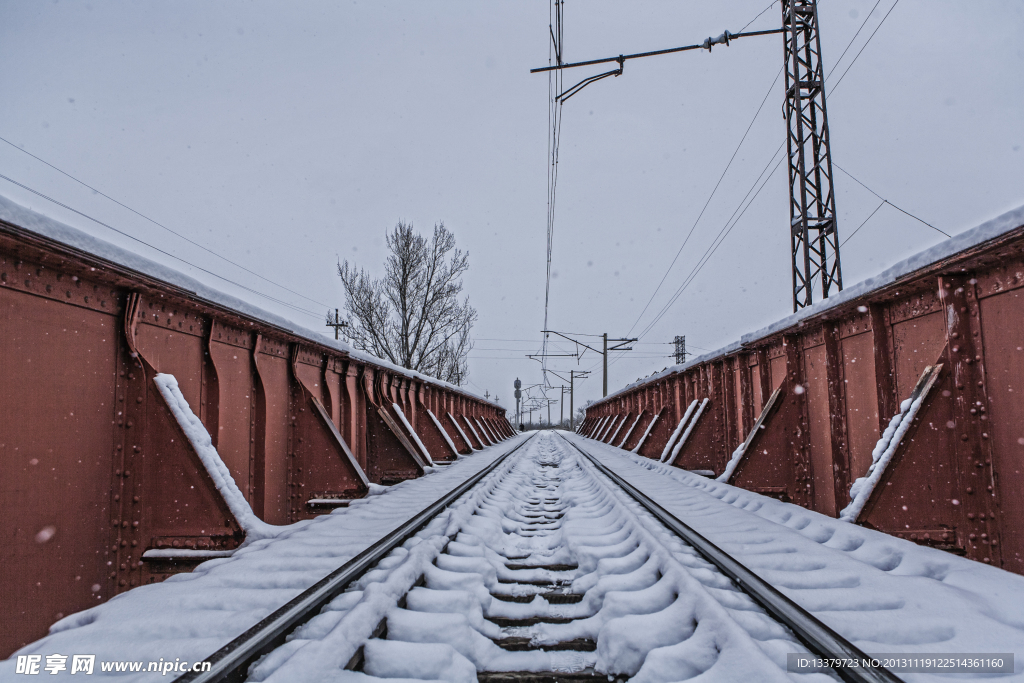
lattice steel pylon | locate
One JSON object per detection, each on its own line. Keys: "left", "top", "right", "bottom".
{"left": 782, "top": 0, "right": 841, "bottom": 312}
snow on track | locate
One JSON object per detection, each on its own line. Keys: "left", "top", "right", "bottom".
{"left": 249, "top": 432, "right": 829, "bottom": 682}
{"left": 564, "top": 431, "right": 1024, "bottom": 681}
{"left": 2, "top": 435, "right": 532, "bottom": 681}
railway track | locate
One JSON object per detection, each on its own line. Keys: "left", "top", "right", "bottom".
{"left": 177, "top": 431, "right": 898, "bottom": 683}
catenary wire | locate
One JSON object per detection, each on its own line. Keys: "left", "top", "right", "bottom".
{"left": 628, "top": 0, "right": 904, "bottom": 342}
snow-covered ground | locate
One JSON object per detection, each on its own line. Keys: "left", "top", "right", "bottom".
{"left": 250, "top": 430, "right": 820, "bottom": 682}
{"left": 565, "top": 432, "right": 1024, "bottom": 681}
{"left": 1, "top": 434, "right": 531, "bottom": 681}
{"left": 9, "top": 429, "right": 1022, "bottom": 681}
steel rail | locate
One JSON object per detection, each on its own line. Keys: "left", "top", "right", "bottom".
{"left": 560, "top": 433, "right": 902, "bottom": 683}
{"left": 176, "top": 432, "right": 536, "bottom": 683}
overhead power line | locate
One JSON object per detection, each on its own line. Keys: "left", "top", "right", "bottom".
{"left": 541, "top": 0, "right": 566, "bottom": 385}
{"left": 828, "top": 0, "right": 902, "bottom": 92}
{"left": 629, "top": 0, "right": 908, "bottom": 339}
{"left": 833, "top": 163, "right": 950, "bottom": 238}
{"left": 627, "top": 65, "right": 784, "bottom": 337}
{"left": 0, "top": 135, "right": 331, "bottom": 310}
{"left": 0, "top": 173, "right": 324, "bottom": 319}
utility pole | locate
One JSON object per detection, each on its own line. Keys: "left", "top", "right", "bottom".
{"left": 674, "top": 335, "right": 687, "bottom": 365}
{"left": 560, "top": 385, "right": 566, "bottom": 427}
{"left": 546, "top": 368, "right": 590, "bottom": 431}
{"left": 783, "top": 0, "right": 841, "bottom": 311}
{"left": 601, "top": 333, "right": 636, "bottom": 397}
{"left": 603, "top": 333, "right": 608, "bottom": 396}
{"left": 326, "top": 309, "right": 349, "bottom": 340}
{"left": 514, "top": 378, "right": 522, "bottom": 428}
{"left": 530, "top": 0, "right": 842, "bottom": 314}
{"left": 542, "top": 330, "right": 635, "bottom": 398}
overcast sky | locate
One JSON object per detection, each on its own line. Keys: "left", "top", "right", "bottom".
{"left": 1, "top": 1, "right": 1021, "bottom": 420}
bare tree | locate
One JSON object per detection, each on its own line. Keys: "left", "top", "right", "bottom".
{"left": 333, "top": 221, "right": 476, "bottom": 384}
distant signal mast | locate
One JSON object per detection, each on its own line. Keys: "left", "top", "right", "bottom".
{"left": 531, "top": 0, "right": 841, "bottom": 312}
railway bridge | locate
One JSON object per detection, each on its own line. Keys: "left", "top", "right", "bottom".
{"left": 3, "top": 197, "right": 1024, "bottom": 681}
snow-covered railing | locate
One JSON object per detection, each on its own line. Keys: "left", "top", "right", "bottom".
{"left": 393, "top": 403, "right": 434, "bottom": 467}
{"left": 426, "top": 410, "right": 460, "bottom": 457}
{"left": 448, "top": 412, "right": 477, "bottom": 451}
{"left": 616, "top": 412, "right": 644, "bottom": 448}
{"left": 664, "top": 399, "right": 708, "bottom": 467}
{"left": 659, "top": 400, "right": 699, "bottom": 462}
{"left": 718, "top": 387, "right": 783, "bottom": 483}
{"left": 631, "top": 412, "right": 661, "bottom": 453}
{"left": 607, "top": 415, "right": 628, "bottom": 445}
{"left": 839, "top": 365, "right": 943, "bottom": 522}
{"left": 152, "top": 374, "right": 282, "bottom": 549}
